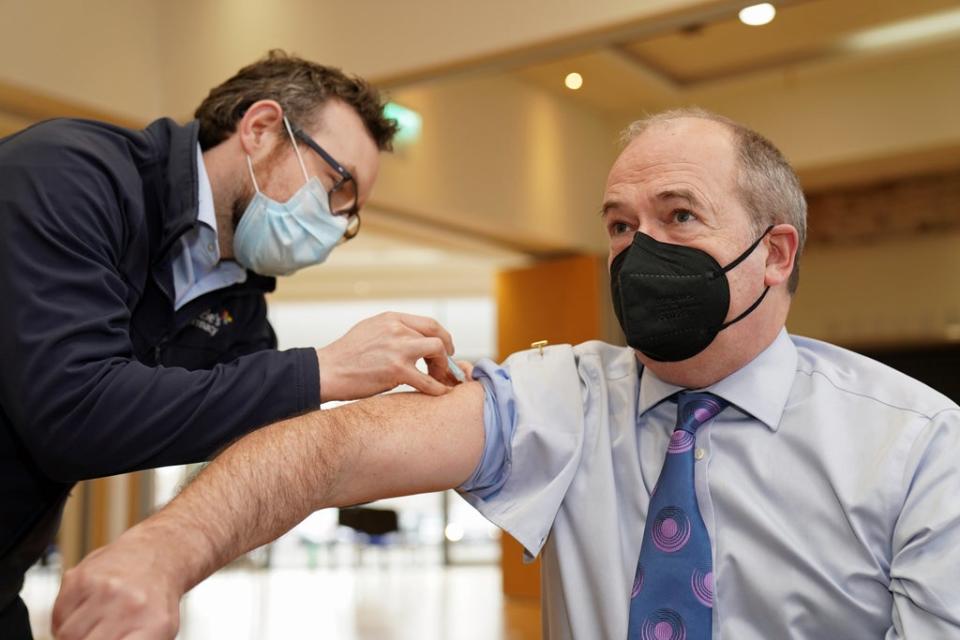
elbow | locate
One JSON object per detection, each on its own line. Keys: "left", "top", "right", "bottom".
{"left": 31, "top": 438, "right": 103, "bottom": 483}
{"left": 19, "top": 413, "right": 115, "bottom": 483}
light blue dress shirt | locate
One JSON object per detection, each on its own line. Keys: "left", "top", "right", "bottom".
{"left": 171, "top": 146, "right": 246, "bottom": 310}
{"left": 460, "top": 329, "right": 960, "bottom": 639}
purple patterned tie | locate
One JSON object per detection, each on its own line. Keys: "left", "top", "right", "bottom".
{"left": 627, "top": 392, "right": 728, "bottom": 640}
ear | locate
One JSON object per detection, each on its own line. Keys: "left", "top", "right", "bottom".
{"left": 763, "top": 223, "right": 799, "bottom": 288}
{"left": 236, "top": 99, "right": 285, "bottom": 161}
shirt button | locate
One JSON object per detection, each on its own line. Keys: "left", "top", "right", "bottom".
{"left": 207, "top": 243, "right": 216, "bottom": 253}
{"left": 694, "top": 448, "right": 706, "bottom": 461}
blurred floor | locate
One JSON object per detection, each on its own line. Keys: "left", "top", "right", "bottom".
{"left": 23, "top": 563, "right": 541, "bottom": 640}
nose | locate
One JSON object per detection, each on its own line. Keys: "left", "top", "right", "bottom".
{"left": 634, "top": 223, "right": 668, "bottom": 243}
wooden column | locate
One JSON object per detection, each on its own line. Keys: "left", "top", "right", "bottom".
{"left": 57, "top": 471, "right": 150, "bottom": 570}
{"left": 494, "top": 253, "right": 622, "bottom": 605}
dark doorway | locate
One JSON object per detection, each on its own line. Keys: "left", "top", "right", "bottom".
{"left": 858, "top": 344, "right": 960, "bottom": 404}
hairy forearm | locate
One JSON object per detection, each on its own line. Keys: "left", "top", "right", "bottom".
{"left": 132, "top": 410, "right": 346, "bottom": 593}
{"left": 122, "top": 382, "right": 485, "bottom": 593}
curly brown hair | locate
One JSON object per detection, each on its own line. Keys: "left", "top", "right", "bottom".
{"left": 194, "top": 49, "right": 398, "bottom": 152}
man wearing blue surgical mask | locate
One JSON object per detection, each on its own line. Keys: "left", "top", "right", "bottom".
{"left": 194, "top": 62, "right": 460, "bottom": 399}
{"left": 0, "top": 50, "right": 460, "bottom": 638}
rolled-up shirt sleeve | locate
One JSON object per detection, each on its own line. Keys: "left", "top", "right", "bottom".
{"left": 456, "top": 346, "right": 585, "bottom": 559}
{"left": 458, "top": 358, "right": 517, "bottom": 499}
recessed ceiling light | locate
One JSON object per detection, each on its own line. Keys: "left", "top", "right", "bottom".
{"left": 564, "top": 72, "right": 583, "bottom": 90}
{"left": 739, "top": 3, "right": 776, "bottom": 26}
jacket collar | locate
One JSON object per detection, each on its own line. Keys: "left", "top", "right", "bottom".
{"left": 142, "top": 118, "right": 202, "bottom": 264}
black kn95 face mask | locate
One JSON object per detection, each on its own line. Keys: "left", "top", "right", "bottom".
{"left": 610, "top": 226, "right": 773, "bottom": 362}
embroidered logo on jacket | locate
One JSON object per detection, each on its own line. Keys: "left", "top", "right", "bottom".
{"left": 191, "top": 309, "right": 234, "bottom": 337}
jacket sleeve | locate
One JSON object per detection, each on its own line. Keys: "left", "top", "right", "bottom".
{"left": 0, "top": 142, "right": 320, "bottom": 483}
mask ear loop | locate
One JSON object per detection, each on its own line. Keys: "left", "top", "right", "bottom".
{"left": 719, "top": 286, "right": 770, "bottom": 330}
{"left": 246, "top": 156, "right": 261, "bottom": 193}
{"left": 283, "top": 116, "right": 311, "bottom": 184}
{"left": 717, "top": 224, "right": 775, "bottom": 330}
{"left": 720, "top": 224, "right": 775, "bottom": 274}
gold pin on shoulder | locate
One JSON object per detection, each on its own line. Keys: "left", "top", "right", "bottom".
{"left": 531, "top": 340, "right": 549, "bottom": 356}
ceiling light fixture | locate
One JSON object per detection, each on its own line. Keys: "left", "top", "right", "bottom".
{"left": 564, "top": 72, "right": 584, "bottom": 90}
{"left": 739, "top": 3, "right": 776, "bottom": 26}
{"left": 843, "top": 6, "right": 960, "bottom": 52}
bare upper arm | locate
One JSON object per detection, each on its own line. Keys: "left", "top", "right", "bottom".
{"left": 323, "top": 381, "right": 486, "bottom": 507}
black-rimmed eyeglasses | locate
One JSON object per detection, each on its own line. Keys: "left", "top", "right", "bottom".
{"left": 289, "top": 122, "right": 361, "bottom": 241}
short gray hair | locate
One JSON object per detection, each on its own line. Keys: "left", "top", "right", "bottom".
{"left": 621, "top": 108, "right": 807, "bottom": 294}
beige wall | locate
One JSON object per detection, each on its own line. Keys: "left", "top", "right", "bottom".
{"left": 0, "top": 0, "right": 163, "bottom": 120}
{"left": 373, "top": 73, "right": 618, "bottom": 254}
{"left": 788, "top": 232, "right": 960, "bottom": 347}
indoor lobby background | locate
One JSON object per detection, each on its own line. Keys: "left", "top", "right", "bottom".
{"left": 2, "top": 0, "right": 959, "bottom": 638}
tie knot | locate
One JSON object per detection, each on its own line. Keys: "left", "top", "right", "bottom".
{"left": 676, "top": 392, "right": 728, "bottom": 433}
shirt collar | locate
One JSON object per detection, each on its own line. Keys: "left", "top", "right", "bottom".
{"left": 195, "top": 144, "right": 219, "bottom": 251}
{"left": 638, "top": 327, "right": 797, "bottom": 431}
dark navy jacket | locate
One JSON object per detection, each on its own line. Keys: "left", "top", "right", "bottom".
{"left": 0, "top": 118, "right": 321, "bottom": 635}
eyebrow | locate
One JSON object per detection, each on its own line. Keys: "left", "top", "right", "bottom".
{"left": 656, "top": 188, "right": 704, "bottom": 208}
{"left": 599, "top": 199, "right": 623, "bottom": 218}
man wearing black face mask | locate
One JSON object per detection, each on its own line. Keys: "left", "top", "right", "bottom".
{"left": 610, "top": 223, "right": 774, "bottom": 362}
{"left": 0, "top": 51, "right": 467, "bottom": 639}
{"left": 54, "top": 109, "right": 960, "bottom": 640}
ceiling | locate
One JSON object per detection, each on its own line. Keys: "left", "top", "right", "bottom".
{"left": 506, "top": 0, "right": 960, "bottom": 195}
{"left": 621, "top": 0, "right": 960, "bottom": 86}
{"left": 514, "top": 0, "right": 960, "bottom": 115}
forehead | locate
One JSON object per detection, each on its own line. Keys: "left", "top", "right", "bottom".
{"left": 304, "top": 100, "right": 380, "bottom": 196}
{"left": 604, "top": 118, "right": 738, "bottom": 201}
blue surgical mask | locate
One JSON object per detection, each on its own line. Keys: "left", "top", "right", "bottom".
{"left": 233, "top": 117, "right": 348, "bottom": 276}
